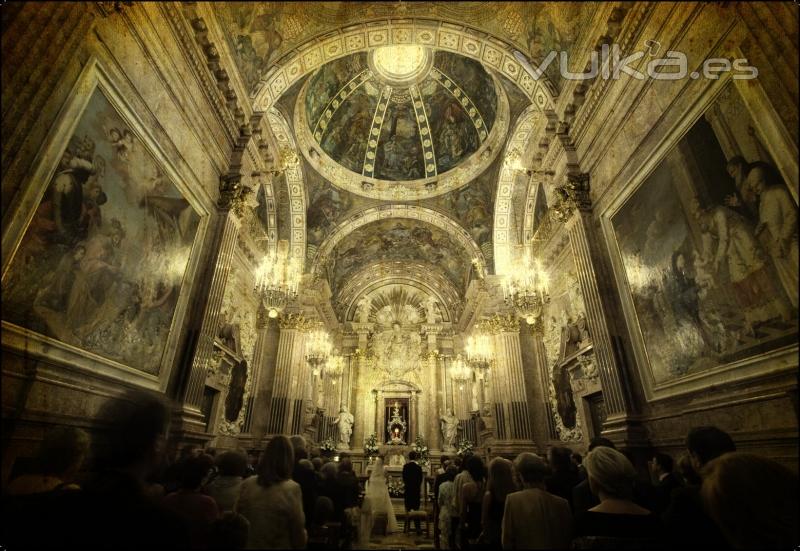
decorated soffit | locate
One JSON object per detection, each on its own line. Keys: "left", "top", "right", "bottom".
{"left": 294, "top": 50, "right": 509, "bottom": 200}
{"left": 334, "top": 261, "right": 462, "bottom": 324}
{"left": 324, "top": 218, "right": 475, "bottom": 297}
{"left": 214, "top": 2, "right": 595, "bottom": 97}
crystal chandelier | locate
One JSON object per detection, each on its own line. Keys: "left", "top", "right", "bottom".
{"left": 254, "top": 240, "right": 300, "bottom": 319}
{"left": 502, "top": 252, "right": 550, "bottom": 325}
{"left": 305, "top": 326, "right": 332, "bottom": 374}
{"left": 325, "top": 351, "right": 345, "bottom": 384}
{"left": 449, "top": 354, "right": 472, "bottom": 389}
{"left": 465, "top": 332, "right": 494, "bottom": 373}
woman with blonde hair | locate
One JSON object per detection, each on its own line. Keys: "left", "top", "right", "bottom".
{"left": 236, "top": 435, "right": 307, "bottom": 549}
{"left": 573, "top": 446, "right": 661, "bottom": 548}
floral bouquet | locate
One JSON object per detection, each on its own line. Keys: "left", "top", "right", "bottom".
{"left": 364, "top": 433, "right": 380, "bottom": 457}
{"left": 412, "top": 434, "right": 430, "bottom": 467}
{"left": 456, "top": 438, "right": 474, "bottom": 457}
{"left": 320, "top": 437, "right": 337, "bottom": 454}
{"left": 387, "top": 477, "right": 405, "bottom": 497}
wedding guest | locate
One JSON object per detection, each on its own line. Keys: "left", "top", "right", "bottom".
{"left": 573, "top": 447, "right": 661, "bottom": 548}
{"left": 205, "top": 450, "right": 248, "bottom": 512}
{"left": 163, "top": 454, "right": 220, "bottom": 549}
{"left": 648, "top": 452, "right": 681, "bottom": 515}
{"left": 701, "top": 452, "right": 799, "bottom": 549}
{"left": 481, "top": 457, "right": 517, "bottom": 548}
{"left": 237, "top": 435, "right": 307, "bottom": 549}
{"left": 6, "top": 426, "right": 88, "bottom": 495}
{"left": 663, "top": 426, "right": 735, "bottom": 548}
{"left": 545, "top": 446, "right": 581, "bottom": 509}
{"left": 502, "top": 452, "right": 572, "bottom": 549}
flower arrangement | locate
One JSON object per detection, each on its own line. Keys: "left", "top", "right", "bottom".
{"left": 412, "top": 435, "right": 430, "bottom": 467}
{"left": 387, "top": 477, "right": 405, "bottom": 497}
{"left": 364, "top": 433, "right": 380, "bottom": 457}
{"left": 320, "top": 438, "right": 336, "bottom": 454}
{"left": 455, "top": 438, "right": 474, "bottom": 457}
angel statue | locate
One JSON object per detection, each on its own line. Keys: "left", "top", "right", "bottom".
{"left": 355, "top": 296, "right": 372, "bottom": 324}
{"left": 424, "top": 296, "right": 439, "bottom": 324}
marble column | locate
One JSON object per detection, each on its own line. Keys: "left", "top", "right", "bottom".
{"left": 566, "top": 210, "right": 644, "bottom": 445}
{"left": 489, "top": 314, "right": 533, "bottom": 441}
{"left": 423, "top": 325, "right": 442, "bottom": 450}
{"left": 175, "top": 177, "right": 244, "bottom": 438}
{"left": 267, "top": 314, "right": 307, "bottom": 435}
{"left": 246, "top": 307, "right": 279, "bottom": 442}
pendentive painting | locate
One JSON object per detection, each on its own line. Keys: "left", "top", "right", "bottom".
{"left": 2, "top": 88, "right": 201, "bottom": 375}
{"left": 612, "top": 84, "right": 798, "bottom": 385}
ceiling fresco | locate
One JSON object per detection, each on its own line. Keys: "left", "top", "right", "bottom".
{"left": 303, "top": 51, "right": 497, "bottom": 183}
{"left": 213, "top": 2, "right": 595, "bottom": 96}
{"left": 324, "top": 219, "right": 474, "bottom": 296}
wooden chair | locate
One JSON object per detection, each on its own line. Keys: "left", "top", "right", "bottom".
{"left": 404, "top": 509, "right": 431, "bottom": 537}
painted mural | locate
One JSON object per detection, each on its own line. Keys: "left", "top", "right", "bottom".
{"left": 318, "top": 83, "right": 380, "bottom": 174}
{"left": 612, "top": 102, "right": 798, "bottom": 384}
{"left": 305, "top": 53, "right": 368, "bottom": 130}
{"left": 2, "top": 88, "right": 200, "bottom": 374}
{"left": 327, "top": 219, "right": 471, "bottom": 295}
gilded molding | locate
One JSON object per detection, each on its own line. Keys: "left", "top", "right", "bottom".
{"left": 484, "top": 313, "right": 520, "bottom": 334}
{"left": 551, "top": 173, "right": 591, "bottom": 222}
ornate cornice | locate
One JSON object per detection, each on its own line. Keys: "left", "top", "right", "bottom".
{"left": 95, "top": 1, "right": 132, "bottom": 17}
{"left": 484, "top": 313, "right": 519, "bottom": 334}
{"left": 279, "top": 313, "right": 310, "bottom": 330}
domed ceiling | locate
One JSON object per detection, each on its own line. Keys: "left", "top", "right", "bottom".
{"left": 295, "top": 49, "right": 510, "bottom": 199}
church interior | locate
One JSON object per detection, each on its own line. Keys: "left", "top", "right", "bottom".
{"left": 1, "top": 2, "right": 798, "bottom": 549}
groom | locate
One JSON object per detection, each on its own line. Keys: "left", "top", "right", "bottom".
{"left": 402, "top": 451, "right": 424, "bottom": 535}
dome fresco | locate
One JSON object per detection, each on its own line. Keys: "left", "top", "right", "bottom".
{"left": 302, "top": 50, "right": 499, "bottom": 186}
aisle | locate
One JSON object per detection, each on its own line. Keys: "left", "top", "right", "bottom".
{"left": 366, "top": 498, "right": 435, "bottom": 550}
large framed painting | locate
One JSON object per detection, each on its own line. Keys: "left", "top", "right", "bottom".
{"left": 603, "top": 80, "right": 798, "bottom": 401}
{"left": 1, "top": 59, "right": 208, "bottom": 389}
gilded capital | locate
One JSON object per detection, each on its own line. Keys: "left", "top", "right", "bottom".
{"left": 551, "top": 173, "right": 591, "bottom": 221}
{"left": 279, "top": 312, "right": 308, "bottom": 330}
{"left": 485, "top": 313, "right": 520, "bottom": 334}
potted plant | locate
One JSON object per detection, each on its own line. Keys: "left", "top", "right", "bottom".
{"left": 456, "top": 438, "right": 474, "bottom": 457}
{"left": 412, "top": 435, "right": 430, "bottom": 469}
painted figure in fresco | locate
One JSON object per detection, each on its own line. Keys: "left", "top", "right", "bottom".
{"left": 332, "top": 405, "right": 354, "bottom": 449}
{"left": 437, "top": 103, "right": 465, "bottom": 167}
{"left": 51, "top": 137, "right": 97, "bottom": 246}
{"left": 552, "top": 364, "right": 577, "bottom": 429}
{"left": 750, "top": 166, "right": 799, "bottom": 308}
{"left": 689, "top": 196, "right": 791, "bottom": 335}
{"left": 440, "top": 408, "right": 459, "bottom": 451}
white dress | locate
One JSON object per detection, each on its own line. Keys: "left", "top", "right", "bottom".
{"left": 361, "top": 459, "right": 398, "bottom": 542}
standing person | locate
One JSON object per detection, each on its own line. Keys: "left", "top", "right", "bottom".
{"left": 437, "top": 463, "right": 459, "bottom": 550}
{"left": 452, "top": 453, "right": 474, "bottom": 549}
{"left": 290, "top": 434, "right": 317, "bottom": 529}
{"left": 663, "top": 426, "right": 735, "bottom": 549}
{"left": 573, "top": 447, "right": 661, "bottom": 548}
{"left": 236, "top": 436, "right": 307, "bottom": 549}
{"left": 6, "top": 426, "right": 89, "bottom": 496}
{"left": 205, "top": 451, "right": 248, "bottom": 512}
{"left": 502, "top": 453, "right": 573, "bottom": 549}
{"left": 460, "top": 455, "right": 487, "bottom": 549}
{"left": 403, "top": 451, "right": 424, "bottom": 535}
{"left": 481, "top": 457, "right": 517, "bottom": 548}
{"left": 647, "top": 452, "right": 681, "bottom": 515}
{"left": 162, "top": 454, "right": 220, "bottom": 549}
{"left": 545, "top": 446, "right": 581, "bottom": 510}
{"left": 701, "top": 452, "right": 799, "bottom": 549}
{"left": 573, "top": 438, "right": 616, "bottom": 520}
{"left": 364, "top": 456, "right": 399, "bottom": 534}
{"left": 434, "top": 456, "right": 459, "bottom": 548}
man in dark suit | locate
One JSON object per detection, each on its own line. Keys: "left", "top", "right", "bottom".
{"left": 663, "top": 426, "right": 736, "bottom": 549}
{"left": 403, "top": 451, "right": 424, "bottom": 535}
{"left": 648, "top": 452, "right": 682, "bottom": 514}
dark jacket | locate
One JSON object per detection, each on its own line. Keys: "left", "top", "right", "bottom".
{"left": 402, "top": 461, "right": 424, "bottom": 509}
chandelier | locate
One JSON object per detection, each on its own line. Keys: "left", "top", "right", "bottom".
{"left": 502, "top": 252, "right": 550, "bottom": 325}
{"left": 305, "top": 326, "right": 332, "bottom": 373}
{"left": 325, "top": 351, "right": 345, "bottom": 384}
{"left": 465, "top": 332, "right": 494, "bottom": 373}
{"left": 255, "top": 241, "right": 301, "bottom": 319}
{"left": 449, "top": 354, "right": 472, "bottom": 389}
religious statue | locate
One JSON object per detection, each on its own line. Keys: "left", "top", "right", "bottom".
{"left": 440, "top": 408, "right": 460, "bottom": 451}
{"left": 424, "top": 296, "right": 439, "bottom": 324}
{"left": 386, "top": 401, "right": 407, "bottom": 445}
{"left": 373, "top": 322, "right": 423, "bottom": 380}
{"left": 355, "top": 296, "right": 371, "bottom": 324}
{"left": 331, "top": 405, "right": 354, "bottom": 449}
{"left": 575, "top": 312, "right": 591, "bottom": 347}
{"left": 471, "top": 381, "right": 480, "bottom": 413}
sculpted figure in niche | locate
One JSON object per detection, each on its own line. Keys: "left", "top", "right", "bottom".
{"left": 440, "top": 408, "right": 459, "bottom": 451}
{"left": 355, "top": 296, "right": 372, "bottom": 324}
{"left": 575, "top": 313, "right": 591, "bottom": 347}
{"left": 424, "top": 296, "right": 439, "bottom": 325}
{"left": 552, "top": 364, "right": 577, "bottom": 429}
{"left": 332, "top": 405, "right": 354, "bottom": 449}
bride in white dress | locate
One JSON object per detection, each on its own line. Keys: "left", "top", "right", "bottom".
{"left": 359, "top": 457, "right": 398, "bottom": 544}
